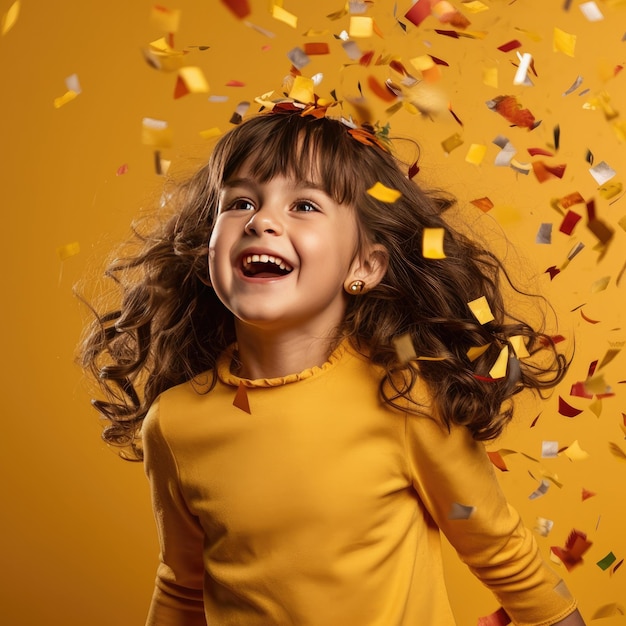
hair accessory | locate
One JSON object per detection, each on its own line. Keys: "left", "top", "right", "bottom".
{"left": 349, "top": 280, "right": 365, "bottom": 293}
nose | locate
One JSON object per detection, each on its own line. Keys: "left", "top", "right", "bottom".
{"left": 244, "top": 206, "right": 283, "bottom": 236}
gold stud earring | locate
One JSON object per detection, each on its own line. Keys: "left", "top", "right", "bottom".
{"left": 349, "top": 280, "right": 365, "bottom": 293}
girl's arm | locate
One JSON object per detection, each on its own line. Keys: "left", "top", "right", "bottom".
{"left": 143, "top": 400, "right": 208, "bottom": 626}
{"left": 404, "top": 399, "right": 582, "bottom": 626}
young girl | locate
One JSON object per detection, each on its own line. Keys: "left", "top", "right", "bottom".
{"left": 80, "top": 106, "right": 585, "bottom": 625}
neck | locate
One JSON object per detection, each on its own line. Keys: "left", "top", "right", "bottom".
{"left": 233, "top": 324, "right": 340, "bottom": 379}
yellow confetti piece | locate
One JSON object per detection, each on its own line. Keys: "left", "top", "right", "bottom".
{"left": 199, "top": 127, "right": 222, "bottom": 140}
{"left": 349, "top": 15, "right": 373, "bottom": 38}
{"left": 410, "top": 55, "right": 436, "bottom": 72}
{"left": 590, "top": 276, "right": 610, "bottom": 293}
{"left": 599, "top": 181, "right": 623, "bottom": 199}
{"left": 422, "top": 228, "right": 446, "bottom": 259}
{"left": 57, "top": 241, "right": 80, "bottom": 261}
{"left": 1, "top": 0, "right": 19, "bottom": 36}
{"left": 467, "top": 343, "right": 491, "bottom": 362}
{"left": 468, "top": 296, "right": 495, "bottom": 325}
{"left": 146, "top": 37, "right": 188, "bottom": 71}
{"left": 151, "top": 5, "right": 181, "bottom": 32}
{"left": 462, "top": 0, "right": 489, "bottom": 13}
{"left": 288, "top": 75, "right": 314, "bottom": 104}
{"left": 588, "top": 398, "right": 602, "bottom": 417}
{"left": 178, "top": 66, "right": 210, "bottom": 94}
{"left": 465, "top": 143, "right": 487, "bottom": 165}
{"left": 53, "top": 90, "right": 78, "bottom": 109}
{"left": 510, "top": 335, "right": 530, "bottom": 358}
{"left": 488, "top": 345, "right": 509, "bottom": 379}
{"left": 441, "top": 133, "right": 464, "bottom": 154}
{"left": 585, "top": 373, "right": 609, "bottom": 395}
{"left": 366, "top": 182, "right": 402, "bottom": 203}
{"left": 553, "top": 27, "right": 576, "bottom": 57}
{"left": 142, "top": 118, "right": 173, "bottom": 148}
{"left": 564, "top": 440, "right": 590, "bottom": 461}
{"left": 271, "top": 4, "right": 297, "bottom": 28}
{"left": 393, "top": 334, "right": 416, "bottom": 363}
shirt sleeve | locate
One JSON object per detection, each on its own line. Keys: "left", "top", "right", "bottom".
{"left": 142, "top": 398, "right": 208, "bottom": 626}
{"left": 404, "top": 408, "right": 578, "bottom": 626}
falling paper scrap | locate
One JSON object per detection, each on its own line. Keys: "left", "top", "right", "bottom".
{"left": 551, "top": 529, "right": 593, "bottom": 571}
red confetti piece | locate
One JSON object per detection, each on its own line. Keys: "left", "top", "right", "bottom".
{"left": 580, "top": 309, "right": 601, "bottom": 324}
{"left": 435, "top": 29, "right": 460, "bottom": 38}
{"left": 487, "top": 451, "right": 508, "bottom": 472}
{"left": 532, "top": 161, "right": 567, "bottom": 182}
{"left": 498, "top": 39, "right": 522, "bottom": 52}
{"left": 428, "top": 54, "right": 449, "bottom": 67}
{"left": 359, "top": 50, "right": 375, "bottom": 66}
{"left": 404, "top": 0, "right": 431, "bottom": 27}
{"left": 559, "top": 210, "right": 582, "bottom": 235}
{"left": 470, "top": 197, "right": 494, "bottom": 212}
{"left": 530, "top": 413, "right": 541, "bottom": 428}
{"left": 545, "top": 266, "right": 561, "bottom": 280}
{"left": 233, "top": 382, "right": 251, "bottom": 413}
{"left": 116, "top": 163, "right": 129, "bottom": 176}
{"left": 570, "top": 382, "right": 593, "bottom": 399}
{"left": 493, "top": 95, "right": 536, "bottom": 129}
{"left": 558, "top": 396, "right": 584, "bottom": 417}
{"left": 527, "top": 147, "right": 554, "bottom": 157}
{"left": 582, "top": 488, "right": 596, "bottom": 501}
{"left": 304, "top": 42, "right": 330, "bottom": 55}
{"left": 586, "top": 198, "right": 597, "bottom": 221}
{"left": 226, "top": 80, "right": 245, "bottom": 87}
{"left": 551, "top": 529, "right": 593, "bottom": 571}
{"left": 173, "top": 75, "right": 188, "bottom": 99}
{"left": 221, "top": 0, "right": 251, "bottom": 19}
{"left": 478, "top": 607, "right": 511, "bottom": 626}
{"left": 408, "top": 161, "right": 420, "bottom": 179}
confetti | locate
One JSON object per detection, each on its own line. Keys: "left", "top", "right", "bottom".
{"left": 553, "top": 27, "right": 577, "bottom": 57}
{"left": 535, "top": 517, "right": 554, "bottom": 537}
{"left": 488, "top": 345, "right": 509, "bottom": 379}
{"left": 532, "top": 161, "right": 566, "bottom": 182}
{"left": 174, "top": 66, "right": 210, "bottom": 98}
{"left": 116, "top": 164, "right": 129, "bottom": 176}
{"left": 477, "top": 608, "right": 511, "bottom": 626}
{"left": 441, "top": 133, "right": 464, "bottom": 153}
{"left": 465, "top": 143, "right": 487, "bottom": 165}
{"left": 448, "top": 502, "right": 475, "bottom": 520}
{"left": 57, "top": 242, "right": 80, "bottom": 261}
{"left": 349, "top": 15, "right": 373, "bottom": 37}
{"left": 142, "top": 118, "right": 173, "bottom": 148}
{"left": 535, "top": 223, "right": 552, "bottom": 244}
{"left": 221, "top": 0, "right": 251, "bottom": 18}
{"left": 563, "top": 440, "right": 590, "bottom": 461}
{"left": 422, "top": 228, "right": 446, "bottom": 259}
{"left": 589, "top": 161, "right": 616, "bottom": 185}
{"left": 558, "top": 396, "right": 583, "bottom": 417}
{"left": 579, "top": 1, "right": 604, "bottom": 21}
{"left": 487, "top": 450, "right": 508, "bottom": 471}
{"left": 528, "top": 478, "right": 550, "bottom": 500}
{"left": 582, "top": 488, "right": 596, "bottom": 501}
{"left": 1, "top": 0, "right": 19, "bottom": 36}
{"left": 513, "top": 52, "right": 533, "bottom": 86}
{"left": 551, "top": 529, "right": 592, "bottom": 571}
{"left": 271, "top": 3, "right": 298, "bottom": 28}
{"left": 541, "top": 441, "right": 559, "bottom": 458}
{"left": 366, "top": 182, "right": 402, "bottom": 203}
{"left": 151, "top": 5, "right": 181, "bottom": 32}
{"left": 404, "top": 0, "right": 431, "bottom": 27}
{"left": 559, "top": 210, "right": 582, "bottom": 235}
{"left": 497, "top": 40, "right": 522, "bottom": 52}
{"left": 489, "top": 95, "right": 537, "bottom": 130}
{"left": 233, "top": 382, "right": 251, "bottom": 413}
{"left": 393, "top": 334, "right": 416, "bottom": 362}
{"left": 470, "top": 197, "right": 494, "bottom": 212}
{"left": 562, "top": 75, "right": 583, "bottom": 96}
{"left": 468, "top": 296, "right": 495, "bottom": 325}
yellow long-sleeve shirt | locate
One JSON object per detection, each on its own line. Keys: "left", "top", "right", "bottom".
{"left": 143, "top": 340, "right": 577, "bottom": 626}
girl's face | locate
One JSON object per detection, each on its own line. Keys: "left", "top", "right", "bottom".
{"left": 208, "top": 164, "right": 361, "bottom": 339}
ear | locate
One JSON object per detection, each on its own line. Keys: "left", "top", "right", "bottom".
{"left": 344, "top": 243, "right": 388, "bottom": 294}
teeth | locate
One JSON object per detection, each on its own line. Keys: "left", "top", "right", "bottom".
{"left": 244, "top": 254, "right": 292, "bottom": 271}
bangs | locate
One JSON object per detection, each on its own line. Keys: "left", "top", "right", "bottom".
{"left": 217, "top": 114, "right": 366, "bottom": 206}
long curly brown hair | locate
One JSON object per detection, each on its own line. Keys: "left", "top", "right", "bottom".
{"left": 78, "top": 110, "right": 567, "bottom": 460}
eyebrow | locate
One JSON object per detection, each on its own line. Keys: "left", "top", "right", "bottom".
{"left": 222, "top": 177, "right": 328, "bottom": 194}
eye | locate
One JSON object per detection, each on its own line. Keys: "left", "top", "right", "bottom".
{"left": 293, "top": 200, "right": 320, "bottom": 213}
{"left": 225, "top": 198, "right": 255, "bottom": 212}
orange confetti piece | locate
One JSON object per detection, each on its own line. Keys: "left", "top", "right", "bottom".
{"left": 470, "top": 197, "right": 494, "bottom": 212}
{"left": 551, "top": 529, "right": 592, "bottom": 571}
{"left": 303, "top": 42, "right": 329, "bottom": 55}
{"left": 492, "top": 95, "right": 537, "bottom": 129}
{"left": 487, "top": 451, "right": 508, "bottom": 472}
{"left": 233, "top": 382, "right": 251, "bottom": 413}
{"left": 582, "top": 488, "right": 596, "bottom": 501}
{"left": 116, "top": 163, "right": 129, "bottom": 176}
{"left": 532, "top": 161, "right": 567, "bottom": 182}
{"left": 367, "top": 75, "right": 398, "bottom": 102}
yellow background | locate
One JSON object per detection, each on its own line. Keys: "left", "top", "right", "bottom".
{"left": 1, "top": 1, "right": 625, "bottom": 624}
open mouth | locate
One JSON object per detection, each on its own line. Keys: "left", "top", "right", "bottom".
{"left": 242, "top": 254, "right": 293, "bottom": 278}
